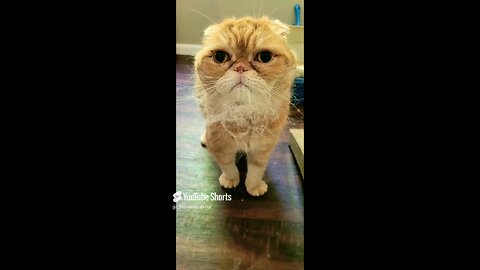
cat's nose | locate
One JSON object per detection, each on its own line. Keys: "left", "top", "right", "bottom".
{"left": 233, "top": 63, "right": 249, "bottom": 74}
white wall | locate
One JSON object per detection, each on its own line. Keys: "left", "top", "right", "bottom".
{"left": 176, "top": 0, "right": 304, "bottom": 64}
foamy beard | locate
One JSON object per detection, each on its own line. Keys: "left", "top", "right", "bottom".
{"left": 201, "top": 69, "right": 284, "bottom": 128}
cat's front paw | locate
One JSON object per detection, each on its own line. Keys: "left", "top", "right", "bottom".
{"left": 245, "top": 180, "right": 268, "bottom": 196}
{"left": 219, "top": 173, "right": 240, "bottom": 188}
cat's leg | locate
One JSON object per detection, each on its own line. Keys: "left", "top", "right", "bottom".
{"left": 218, "top": 161, "right": 240, "bottom": 188}
{"left": 206, "top": 133, "right": 240, "bottom": 188}
{"left": 245, "top": 144, "right": 275, "bottom": 196}
{"left": 215, "top": 152, "right": 240, "bottom": 188}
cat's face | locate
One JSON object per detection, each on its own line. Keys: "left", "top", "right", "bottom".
{"left": 195, "top": 17, "right": 296, "bottom": 107}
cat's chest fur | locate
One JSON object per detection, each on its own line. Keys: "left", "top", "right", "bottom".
{"left": 210, "top": 113, "right": 287, "bottom": 152}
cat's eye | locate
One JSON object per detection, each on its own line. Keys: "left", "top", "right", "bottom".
{"left": 255, "top": 51, "right": 273, "bottom": 63}
{"left": 212, "top": 51, "right": 229, "bottom": 64}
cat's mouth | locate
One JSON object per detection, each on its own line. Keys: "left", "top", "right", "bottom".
{"left": 232, "top": 82, "right": 251, "bottom": 91}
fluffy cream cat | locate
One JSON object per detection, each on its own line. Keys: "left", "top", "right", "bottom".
{"left": 194, "top": 17, "right": 297, "bottom": 196}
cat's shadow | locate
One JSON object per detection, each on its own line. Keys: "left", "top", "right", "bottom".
{"left": 235, "top": 151, "right": 248, "bottom": 177}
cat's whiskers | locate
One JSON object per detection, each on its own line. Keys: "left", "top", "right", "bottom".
{"left": 176, "top": 80, "right": 199, "bottom": 106}
{"left": 267, "top": 7, "right": 277, "bottom": 18}
{"left": 258, "top": 0, "right": 265, "bottom": 18}
{"left": 270, "top": 89, "right": 304, "bottom": 117}
{"left": 197, "top": 81, "right": 219, "bottom": 92}
{"left": 176, "top": 71, "right": 206, "bottom": 106}
{"left": 255, "top": 85, "right": 280, "bottom": 117}
{"left": 198, "top": 84, "right": 217, "bottom": 92}
{"left": 235, "top": 151, "right": 245, "bottom": 164}
{"left": 209, "top": 89, "right": 221, "bottom": 101}
{"left": 176, "top": 95, "right": 198, "bottom": 106}
{"left": 197, "top": 72, "right": 217, "bottom": 80}
{"left": 260, "top": 94, "right": 278, "bottom": 118}
{"left": 189, "top": 9, "right": 217, "bottom": 25}
{"left": 246, "top": 88, "right": 253, "bottom": 105}
{"left": 252, "top": 0, "right": 258, "bottom": 18}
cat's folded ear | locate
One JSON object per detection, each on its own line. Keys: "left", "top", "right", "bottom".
{"left": 203, "top": 24, "right": 218, "bottom": 37}
{"left": 270, "top": 19, "right": 290, "bottom": 39}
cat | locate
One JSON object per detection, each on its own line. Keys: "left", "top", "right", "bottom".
{"left": 194, "top": 16, "right": 297, "bottom": 196}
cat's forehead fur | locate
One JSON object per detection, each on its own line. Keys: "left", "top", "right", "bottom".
{"left": 202, "top": 16, "right": 290, "bottom": 56}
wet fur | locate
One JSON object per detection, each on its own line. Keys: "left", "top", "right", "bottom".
{"left": 194, "top": 17, "right": 297, "bottom": 196}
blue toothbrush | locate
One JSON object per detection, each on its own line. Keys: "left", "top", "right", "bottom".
{"left": 294, "top": 4, "right": 301, "bottom": 26}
